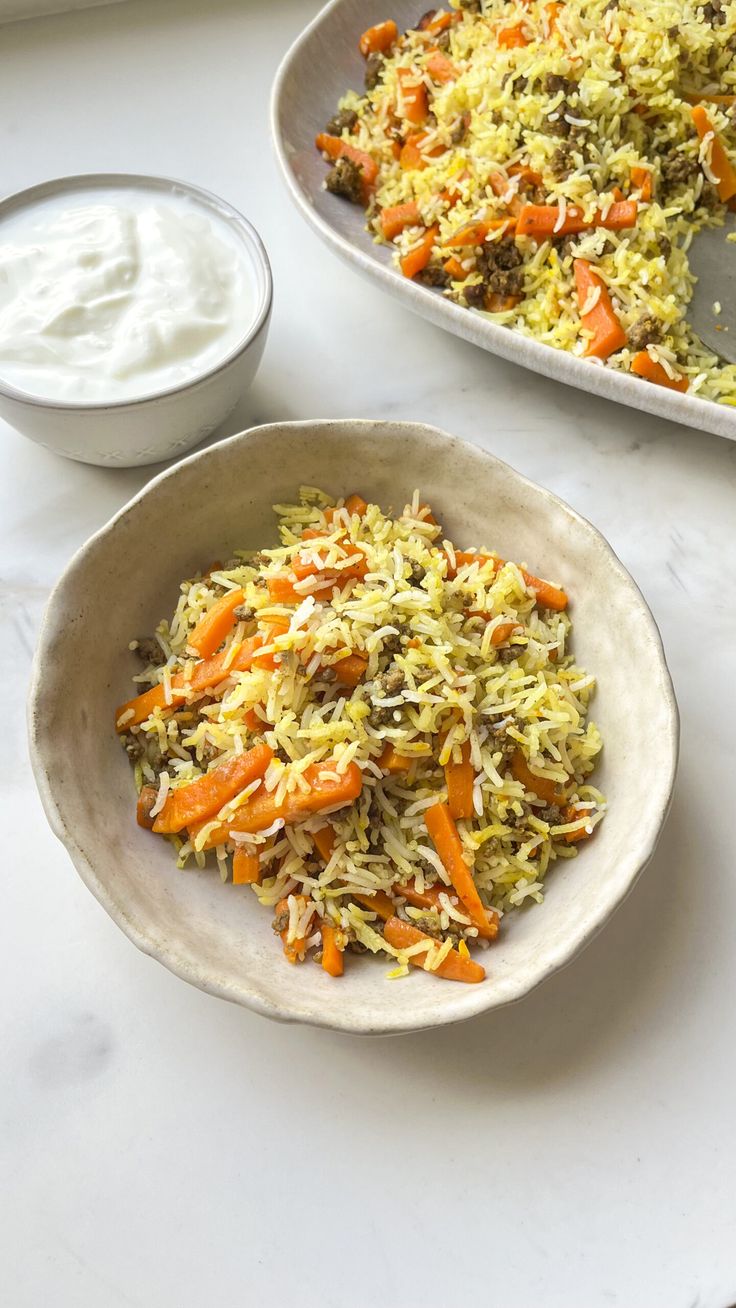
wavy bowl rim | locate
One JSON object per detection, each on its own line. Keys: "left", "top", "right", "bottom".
{"left": 27, "top": 418, "right": 680, "bottom": 1034}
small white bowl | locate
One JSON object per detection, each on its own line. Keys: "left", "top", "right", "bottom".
{"left": 0, "top": 174, "right": 272, "bottom": 467}
{"left": 28, "top": 419, "right": 679, "bottom": 1034}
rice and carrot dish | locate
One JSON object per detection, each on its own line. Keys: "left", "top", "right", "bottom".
{"left": 116, "top": 490, "right": 605, "bottom": 983}
{"left": 316, "top": 0, "right": 736, "bottom": 401}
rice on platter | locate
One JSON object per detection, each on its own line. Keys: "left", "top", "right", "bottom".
{"left": 116, "top": 489, "right": 605, "bottom": 984}
{"left": 316, "top": 0, "right": 736, "bottom": 402}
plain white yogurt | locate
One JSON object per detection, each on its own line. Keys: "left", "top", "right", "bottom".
{"left": 0, "top": 185, "right": 257, "bottom": 403}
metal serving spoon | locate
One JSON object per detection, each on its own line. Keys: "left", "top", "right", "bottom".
{"left": 687, "top": 211, "right": 736, "bottom": 363}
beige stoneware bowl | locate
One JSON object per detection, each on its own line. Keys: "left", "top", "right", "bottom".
{"left": 28, "top": 419, "right": 678, "bottom": 1034}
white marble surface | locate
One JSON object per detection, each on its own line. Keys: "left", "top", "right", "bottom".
{"left": 2, "top": 3, "right": 736, "bottom": 1305}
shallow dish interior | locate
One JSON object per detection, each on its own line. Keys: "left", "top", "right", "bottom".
{"left": 271, "top": 0, "right": 736, "bottom": 444}
{"left": 29, "top": 419, "right": 678, "bottom": 1033}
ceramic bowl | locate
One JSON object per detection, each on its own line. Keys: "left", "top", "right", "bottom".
{"left": 28, "top": 419, "right": 679, "bottom": 1033}
{"left": 0, "top": 173, "right": 272, "bottom": 467}
{"left": 271, "top": 0, "right": 736, "bottom": 445}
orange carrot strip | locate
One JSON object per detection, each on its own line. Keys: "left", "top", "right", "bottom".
{"left": 400, "top": 224, "right": 439, "bottom": 278}
{"left": 520, "top": 570, "right": 568, "bottom": 610}
{"left": 446, "top": 546, "right": 567, "bottom": 607}
{"left": 545, "top": 1, "right": 564, "bottom": 35}
{"left": 562, "top": 804, "right": 595, "bottom": 844}
{"left": 631, "top": 350, "right": 688, "bottom": 392}
{"left": 487, "top": 293, "right": 521, "bottom": 311}
{"left": 685, "top": 92, "right": 736, "bottom": 107}
{"left": 424, "top": 802, "right": 495, "bottom": 939}
{"left": 276, "top": 895, "right": 312, "bottom": 965}
{"left": 443, "top": 255, "right": 468, "bottom": 278}
{"left": 344, "top": 493, "right": 368, "bottom": 517}
{"left": 573, "top": 258, "right": 626, "bottom": 361}
{"left": 630, "top": 166, "right": 652, "bottom": 201}
{"left": 399, "top": 131, "right": 446, "bottom": 171}
{"left": 426, "top": 49, "right": 459, "bottom": 82}
{"left": 188, "top": 587, "right": 246, "bottom": 658}
{"left": 421, "top": 10, "right": 455, "bottom": 34}
{"left": 398, "top": 68, "right": 428, "bottom": 124}
{"left": 314, "top": 133, "right": 378, "bottom": 198}
{"left": 333, "top": 653, "right": 368, "bottom": 688}
{"left": 359, "top": 18, "right": 398, "bottom": 56}
{"left": 292, "top": 534, "right": 367, "bottom": 581}
{"left": 511, "top": 749, "right": 560, "bottom": 806}
{"left": 443, "top": 217, "right": 515, "bottom": 247}
{"left": 233, "top": 846, "right": 261, "bottom": 884}
{"left": 516, "top": 200, "right": 638, "bottom": 238}
{"left": 320, "top": 922, "right": 344, "bottom": 976}
{"left": 381, "top": 200, "right": 421, "bottom": 239}
{"left": 497, "top": 21, "right": 529, "bottom": 48}
{"left": 445, "top": 739, "right": 474, "bottom": 820}
{"left": 136, "top": 785, "right": 157, "bottom": 830}
{"left": 195, "top": 761, "right": 363, "bottom": 847}
{"left": 352, "top": 890, "right": 396, "bottom": 921}
{"left": 312, "top": 825, "right": 336, "bottom": 862}
{"left": 115, "top": 639, "right": 263, "bottom": 730}
{"left": 491, "top": 621, "right": 522, "bottom": 645}
{"left": 153, "top": 742, "right": 273, "bottom": 834}
{"left": 691, "top": 105, "right": 736, "bottom": 201}
{"left": 378, "top": 742, "right": 412, "bottom": 774}
{"left": 383, "top": 916, "right": 486, "bottom": 982}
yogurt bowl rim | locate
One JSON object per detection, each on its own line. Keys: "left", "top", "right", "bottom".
{"left": 0, "top": 171, "right": 273, "bottom": 412}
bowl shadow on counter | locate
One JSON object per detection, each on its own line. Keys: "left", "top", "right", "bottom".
{"left": 324, "top": 773, "right": 691, "bottom": 1091}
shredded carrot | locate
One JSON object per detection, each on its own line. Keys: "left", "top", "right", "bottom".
{"left": 352, "top": 890, "right": 396, "bottom": 921}
{"left": 418, "top": 9, "right": 456, "bottom": 35}
{"left": 276, "top": 895, "right": 312, "bottom": 965}
{"left": 545, "top": 0, "right": 564, "bottom": 35}
{"left": 630, "top": 166, "right": 652, "bottom": 201}
{"left": 443, "top": 254, "right": 468, "bottom": 279}
{"left": 312, "top": 825, "right": 336, "bottom": 862}
{"left": 194, "top": 760, "right": 363, "bottom": 848}
{"left": 233, "top": 846, "right": 261, "bottom": 885}
{"left": 320, "top": 922, "right": 344, "bottom": 976}
{"left": 516, "top": 199, "right": 638, "bottom": 238}
{"left": 400, "top": 224, "right": 439, "bottom": 278}
{"left": 188, "top": 587, "right": 246, "bottom": 658}
{"left": 333, "top": 653, "right": 368, "bottom": 688}
{"left": 380, "top": 201, "right": 421, "bottom": 239}
{"left": 399, "top": 131, "right": 445, "bottom": 170}
{"left": 358, "top": 19, "right": 398, "bottom": 56}
{"left": 426, "top": 49, "right": 459, "bottom": 82}
{"left": 424, "top": 802, "right": 496, "bottom": 939}
{"left": 487, "top": 292, "right": 521, "bottom": 311}
{"left": 492, "top": 621, "right": 522, "bottom": 645}
{"left": 136, "top": 785, "right": 157, "bottom": 830}
{"left": 511, "top": 749, "right": 561, "bottom": 806}
{"left": 685, "top": 92, "right": 736, "bottom": 107}
{"left": 563, "top": 804, "right": 594, "bottom": 843}
{"left": 383, "top": 916, "right": 486, "bottom": 983}
{"left": 344, "top": 494, "right": 368, "bottom": 517}
{"left": 691, "top": 105, "right": 736, "bottom": 201}
{"left": 378, "top": 742, "right": 412, "bottom": 774}
{"left": 497, "top": 21, "right": 529, "bottom": 48}
{"left": 153, "top": 742, "right": 273, "bottom": 834}
{"left": 445, "top": 739, "right": 475, "bottom": 821}
{"left": 631, "top": 350, "right": 688, "bottom": 392}
{"left": 573, "top": 258, "right": 626, "bottom": 360}
{"left": 398, "top": 67, "right": 429, "bottom": 124}
{"left": 115, "top": 638, "right": 264, "bottom": 730}
{"left": 443, "top": 217, "right": 515, "bottom": 247}
{"left": 445, "top": 546, "right": 568, "bottom": 608}
{"left": 314, "top": 133, "right": 378, "bottom": 199}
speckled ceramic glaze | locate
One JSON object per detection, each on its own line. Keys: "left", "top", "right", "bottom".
{"left": 271, "top": 0, "right": 736, "bottom": 444}
{"left": 28, "top": 419, "right": 679, "bottom": 1033}
{"left": 0, "top": 174, "right": 272, "bottom": 467}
